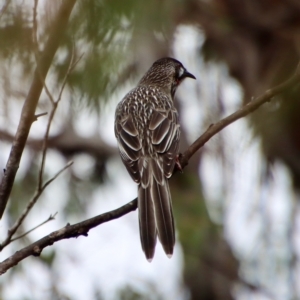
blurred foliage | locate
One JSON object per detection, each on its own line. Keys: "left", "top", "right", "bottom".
{"left": 0, "top": 0, "right": 128, "bottom": 109}
{"left": 0, "top": 0, "right": 179, "bottom": 110}
{"left": 40, "top": 248, "right": 56, "bottom": 266}
{"left": 0, "top": 3, "right": 34, "bottom": 72}
{"left": 117, "top": 285, "right": 161, "bottom": 300}
{"left": 63, "top": 0, "right": 132, "bottom": 109}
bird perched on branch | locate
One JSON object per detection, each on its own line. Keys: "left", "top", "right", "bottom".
{"left": 115, "top": 57, "right": 195, "bottom": 261}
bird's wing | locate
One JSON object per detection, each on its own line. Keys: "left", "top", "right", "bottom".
{"left": 115, "top": 113, "right": 141, "bottom": 183}
{"left": 149, "top": 108, "right": 180, "bottom": 178}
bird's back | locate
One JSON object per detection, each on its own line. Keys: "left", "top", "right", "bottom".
{"left": 115, "top": 84, "right": 179, "bottom": 163}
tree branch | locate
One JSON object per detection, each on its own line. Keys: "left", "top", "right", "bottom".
{"left": 0, "top": 199, "right": 137, "bottom": 275}
{"left": 11, "top": 212, "right": 57, "bottom": 242}
{"left": 0, "top": 0, "right": 77, "bottom": 219}
{"left": 0, "top": 62, "right": 299, "bottom": 275}
{"left": 179, "top": 62, "right": 300, "bottom": 168}
{"left": 37, "top": 44, "right": 79, "bottom": 191}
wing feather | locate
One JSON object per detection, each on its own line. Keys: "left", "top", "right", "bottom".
{"left": 149, "top": 110, "right": 167, "bottom": 130}
{"left": 150, "top": 108, "right": 180, "bottom": 177}
{"left": 115, "top": 114, "right": 141, "bottom": 183}
{"left": 120, "top": 129, "right": 141, "bottom": 151}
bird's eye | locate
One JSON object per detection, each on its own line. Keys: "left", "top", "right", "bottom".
{"left": 178, "top": 67, "right": 184, "bottom": 78}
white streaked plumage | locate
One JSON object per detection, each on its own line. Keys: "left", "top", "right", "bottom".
{"left": 115, "top": 57, "right": 195, "bottom": 261}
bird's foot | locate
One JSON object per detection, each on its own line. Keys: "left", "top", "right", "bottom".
{"left": 175, "top": 154, "right": 183, "bottom": 173}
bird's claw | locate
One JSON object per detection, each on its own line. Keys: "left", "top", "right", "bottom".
{"left": 175, "top": 154, "right": 183, "bottom": 173}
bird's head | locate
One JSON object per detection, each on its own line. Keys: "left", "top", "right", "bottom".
{"left": 138, "top": 57, "right": 196, "bottom": 97}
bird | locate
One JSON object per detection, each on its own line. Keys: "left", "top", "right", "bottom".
{"left": 114, "top": 57, "right": 196, "bottom": 261}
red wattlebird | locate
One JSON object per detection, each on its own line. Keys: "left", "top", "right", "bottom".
{"left": 115, "top": 58, "right": 195, "bottom": 261}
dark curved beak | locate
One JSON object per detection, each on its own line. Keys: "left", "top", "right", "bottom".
{"left": 183, "top": 70, "right": 196, "bottom": 80}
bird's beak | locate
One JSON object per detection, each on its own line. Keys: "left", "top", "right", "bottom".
{"left": 183, "top": 70, "right": 196, "bottom": 80}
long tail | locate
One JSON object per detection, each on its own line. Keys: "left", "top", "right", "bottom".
{"left": 138, "top": 186, "right": 156, "bottom": 261}
{"left": 138, "top": 159, "right": 175, "bottom": 261}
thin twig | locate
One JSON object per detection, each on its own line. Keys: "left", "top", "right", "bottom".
{"left": 33, "top": 4, "right": 83, "bottom": 191}
{"left": 56, "top": 41, "right": 84, "bottom": 103}
{"left": 34, "top": 112, "right": 48, "bottom": 121}
{"left": 37, "top": 41, "right": 82, "bottom": 191}
{"left": 179, "top": 62, "right": 300, "bottom": 168}
{"left": 37, "top": 107, "right": 57, "bottom": 190}
{"left": 42, "top": 161, "right": 73, "bottom": 190}
{"left": 11, "top": 212, "right": 58, "bottom": 242}
{"left": 32, "top": 0, "right": 56, "bottom": 190}
{"left": 32, "top": 0, "right": 55, "bottom": 106}
{"left": 0, "top": 198, "right": 137, "bottom": 275}
{"left": 0, "top": 0, "right": 12, "bottom": 20}
{"left": 32, "top": 0, "right": 82, "bottom": 194}
{"left": 0, "top": 161, "right": 73, "bottom": 251}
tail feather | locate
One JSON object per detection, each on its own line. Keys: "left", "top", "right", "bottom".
{"left": 138, "top": 185, "right": 157, "bottom": 261}
{"left": 138, "top": 157, "right": 175, "bottom": 260}
{"left": 151, "top": 177, "right": 175, "bottom": 256}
